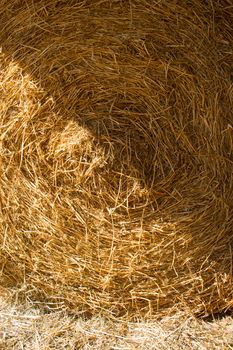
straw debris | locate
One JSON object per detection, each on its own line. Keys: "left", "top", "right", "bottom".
{"left": 0, "top": 297, "right": 233, "bottom": 350}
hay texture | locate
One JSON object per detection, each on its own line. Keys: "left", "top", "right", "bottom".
{"left": 0, "top": 0, "right": 232, "bottom": 319}
{"left": 0, "top": 296, "right": 233, "bottom": 350}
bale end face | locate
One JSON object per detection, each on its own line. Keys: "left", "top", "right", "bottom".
{"left": 0, "top": 0, "right": 232, "bottom": 319}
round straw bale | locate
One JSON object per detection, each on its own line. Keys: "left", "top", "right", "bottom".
{"left": 0, "top": 0, "right": 232, "bottom": 319}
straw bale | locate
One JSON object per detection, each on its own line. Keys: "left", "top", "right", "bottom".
{"left": 0, "top": 0, "right": 232, "bottom": 319}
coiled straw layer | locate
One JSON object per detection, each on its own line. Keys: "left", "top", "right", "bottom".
{"left": 0, "top": 0, "right": 232, "bottom": 319}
